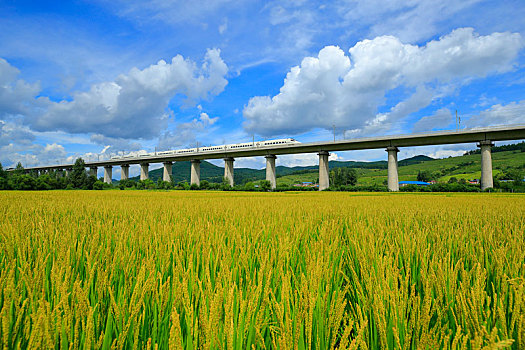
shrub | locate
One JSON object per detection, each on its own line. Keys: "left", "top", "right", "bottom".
{"left": 93, "top": 180, "right": 104, "bottom": 190}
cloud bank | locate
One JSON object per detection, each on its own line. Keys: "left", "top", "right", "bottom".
{"left": 243, "top": 28, "right": 523, "bottom": 137}
{"left": 1, "top": 50, "right": 228, "bottom": 140}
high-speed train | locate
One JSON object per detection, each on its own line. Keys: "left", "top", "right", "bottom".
{"left": 110, "top": 138, "right": 300, "bottom": 159}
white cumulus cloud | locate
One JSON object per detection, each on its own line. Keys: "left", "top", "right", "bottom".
{"left": 25, "top": 49, "right": 228, "bottom": 139}
{"left": 243, "top": 28, "right": 523, "bottom": 137}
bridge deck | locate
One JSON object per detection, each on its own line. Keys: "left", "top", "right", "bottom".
{"left": 15, "top": 125, "right": 525, "bottom": 171}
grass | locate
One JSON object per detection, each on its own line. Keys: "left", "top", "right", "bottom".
{"left": 0, "top": 191, "right": 524, "bottom": 349}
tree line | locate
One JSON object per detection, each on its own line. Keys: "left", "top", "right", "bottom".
{"left": 464, "top": 141, "right": 525, "bottom": 155}
{"left": 0, "top": 158, "right": 277, "bottom": 192}
{"left": 2, "top": 157, "right": 523, "bottom": 192}
{"left": 0, "top": 159, "right": 98, "bottom": 190}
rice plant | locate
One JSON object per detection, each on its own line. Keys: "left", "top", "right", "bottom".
{"left": 0, "top": 191, "right": 523, "bottom": 349}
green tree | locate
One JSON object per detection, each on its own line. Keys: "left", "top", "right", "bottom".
{"left": 35, "top": 177, "right": 52, "bottom": 190}
{"left": 244, "top": 182, "right": 256, "bottom": 191}
{"left": 0, "top": 162, "right": 6, "bottom": 179}
{"left": 330, "top": 167, "right": 357, "bottom": 187}
{"left": 140, "top": 179, "right": 155, "bottom": 190}
{"left": 85, "top": 175, "right": 97, "bottom": 190}
{"left": 260, "top": 180, "right": 271, "bottom": 192}
{"left": 70, "top": 158, "right": 88, "bottom": 189}
{"left": 156, "top": 179, "right": 172, "bottom": 190}
{"left": 177, "top": 181, "right": 190, "bottom": 190}
{"left": 417, "top": 170, "right": 433, "bottom": 182}
{"left": 120, "top": 179, "right": 136, "bottom": 188}
{"left": 56, "top": 176, "right": 68, "bottom": 189}
{"left": 14, "top": 162, "right": 24, "bottom": 176}
{"left": 145, "top": 179, "right": 156, "bottom": 189}
{"left": 12, "top": 174, "right": 36, "bottom": 190}
{"left": 93, "top": 180, "right": 104, "bottom": 190}
{"left": 0, "top": 163, "right": 9, "bottom": 190}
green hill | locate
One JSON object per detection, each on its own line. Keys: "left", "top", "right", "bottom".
{"left": 275, "top": 150, "right": 525, "bottom": 186}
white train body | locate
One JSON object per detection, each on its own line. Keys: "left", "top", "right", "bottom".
{"left": 114, "top": 138, "right": 300, "bottom": 158}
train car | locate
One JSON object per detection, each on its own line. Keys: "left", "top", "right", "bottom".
{"left": 226, "top": 142, "right": 255, "bottom": 150}
{"left": 260, "top": 138, "right": 300, "bottom": 147}
{"left": 201, "top": 145, "right": 226, "bottom": 152}
{"left": 157, "top": 150, "right": 177, "bottom": 156}
{"left": 176, "top": 148, "right": 197, "bottom": 154}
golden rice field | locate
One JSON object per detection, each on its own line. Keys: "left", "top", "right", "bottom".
{"left": 1, "top": 191, "right": 524, "bottom": 349}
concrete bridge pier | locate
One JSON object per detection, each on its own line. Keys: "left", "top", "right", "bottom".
{"left": 191, "top": 160, "right": 201, "bottom": 186}
{"left": 318, "top": 151, "right": 330, "bottom": 191}
{"left": 478, "top": 140, "right": 494, "bottom": 190}
{"left": 65, "top": 168, "right": 72, "bottom": 177}
{"left": 121, "top": 164, "right": 129, "bottom": 181}
{"left": 265, "top": 155, "right": 277, "bottom": 189}
{"left": 387, "top": 147, "right": 399, "bottom": 192}
{"left": 104, "top": 166, "right": 112, "bottom": 184}
{"left": 140, "top": 163, "right": 149, "bottom": 181}
{"left": 224, "top": 157, "right": 235, "bottom": 187}
{"left": 163, "top": 162, "right": 172, "bottom": 182}
{"left": 89, "top": 166, "right": 98, "bottom": 178}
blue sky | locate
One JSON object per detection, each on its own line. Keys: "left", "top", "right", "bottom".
{"left": 1, "top": 0, "right": 524, "bottom": 175}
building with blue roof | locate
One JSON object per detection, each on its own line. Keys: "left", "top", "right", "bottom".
{"left": 399, "top": 180, "right": 430, "bottom": 187}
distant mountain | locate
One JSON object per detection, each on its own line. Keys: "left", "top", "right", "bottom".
{"left": 399, "top": 155, "right": 434, "bottom": 166}
{"left": 129, "top": 155, "right": 435, "bottom": 184}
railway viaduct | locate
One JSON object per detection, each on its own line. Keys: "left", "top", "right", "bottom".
{"left": 14, "top": 125, "right": 525, "bottom": 191}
